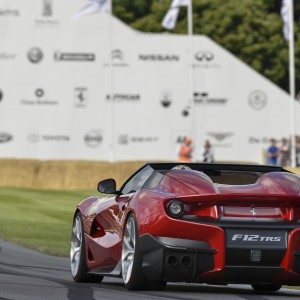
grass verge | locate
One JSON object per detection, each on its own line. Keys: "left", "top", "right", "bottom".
{"left": 0, "top": 187, "right": 95, "bottom": 257}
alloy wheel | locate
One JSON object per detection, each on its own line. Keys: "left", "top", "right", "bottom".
{"left": 70, "top": 215, "right": 82, "bottom": 277}
{"left": 122, "top": 217, "right": 136, "bottom": 284}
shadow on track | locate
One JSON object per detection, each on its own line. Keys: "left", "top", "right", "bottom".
{"left": 0, "top": 260, "right": 300, "bottom": 300}
{"left": 0, "top": 262, "right": 97, "bottom": 300}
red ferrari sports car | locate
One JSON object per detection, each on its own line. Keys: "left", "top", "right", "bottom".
{"left": 70, "top": 163, "right": 300, "bottom": 292}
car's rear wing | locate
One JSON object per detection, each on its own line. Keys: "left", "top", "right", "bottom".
{"left": 173, "top": 194, "right": 300, "bottom": 208}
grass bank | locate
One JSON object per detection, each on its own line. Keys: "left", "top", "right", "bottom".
{"left": 0, "top": 187, "right": 94, "bottom": 256}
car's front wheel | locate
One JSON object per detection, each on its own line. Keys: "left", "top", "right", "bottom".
{"left": 70, "top": 212, "right": 103, "bottom": 283}
{"left": 251, "top": 284, "right": 282, "bottom": 293}
{"left": 121, "top": 214, "right": 166, "bottom": 290}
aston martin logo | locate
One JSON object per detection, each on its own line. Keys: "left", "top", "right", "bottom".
{"left": 207, "top": 132, "right": 234, "bottom": 142}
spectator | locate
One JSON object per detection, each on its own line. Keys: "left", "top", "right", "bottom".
{"left": 178, "top": 137, "right": 193, "bottom": 162}
{"left": 203, "top": 140, "right": 214, "bottom": 163}
{"left": 296, "top": 136, "right": 300, "bottom": 166}
{"left": 267, "top": 138, "right": 279, "bottom": 166}
{"left": 278, "top": 138, "right": 290, "bottom": 167}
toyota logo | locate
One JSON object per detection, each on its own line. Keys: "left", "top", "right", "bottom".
{"left": 195, "top": 51, "right": 214, "bottom": 62}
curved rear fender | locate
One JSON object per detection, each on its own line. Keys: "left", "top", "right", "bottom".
{"left": 76, "top": 197, "right": 100, "bottom": 234}
{"left": 130, "top": 190, "right": 167, "bottom": 226}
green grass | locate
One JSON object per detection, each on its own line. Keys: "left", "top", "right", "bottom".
{"left": 0, "top": 187, "right": 95, "bottom": 257}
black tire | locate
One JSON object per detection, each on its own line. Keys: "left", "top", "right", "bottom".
{"left": 251, "top": 284, "right": 282, "bottom": 293}
{"left": 70, "top": 212, "right": 103, "bottom": 283}
{"left": 122, "top": 214, "right": 166, "bottom": 291}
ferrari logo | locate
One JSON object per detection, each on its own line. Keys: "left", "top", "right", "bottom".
{"left": 250, "top": 207, "right": 258, "bottom": 216}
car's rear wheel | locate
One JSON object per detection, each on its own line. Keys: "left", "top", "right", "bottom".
{"left": 121, "top": 214, "right": 166, "bottom": 290}
{"left": 70, "top": 212, "right": 103, "bottom": 283}
{"left": 251, "top": 284, "right": 282, "bottom": 293}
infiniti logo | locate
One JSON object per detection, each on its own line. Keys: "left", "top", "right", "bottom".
{"left": 195, "top": 51, "right": 214, "bottom": 62}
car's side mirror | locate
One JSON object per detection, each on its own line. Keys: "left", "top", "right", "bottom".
{"left": 97, "top": 179, "right": 117, "bottom": 194}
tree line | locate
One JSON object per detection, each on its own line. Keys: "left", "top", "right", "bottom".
{"left": 113, "top": 0, "right": 300, "bottom": 94}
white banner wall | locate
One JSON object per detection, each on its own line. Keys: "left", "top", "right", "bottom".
{"left": 0, "top": 0, "right": 299, "bottom": 163}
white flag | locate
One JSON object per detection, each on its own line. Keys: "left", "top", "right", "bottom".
{"left": 73, "top": 0, "right": 111, "bottom": 20}
{"left": 281, "top": 0, "right": 290, "bottom": 41}
{"left": 162, "top": 0, "right": 189, "bottom": 30}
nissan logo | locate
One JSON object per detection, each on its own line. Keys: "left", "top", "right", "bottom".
{"left": 0, "top": 132, "right": 13, "bottom": 143}
{"left": 195, "top": 51, "right": 214, "bottom": 62}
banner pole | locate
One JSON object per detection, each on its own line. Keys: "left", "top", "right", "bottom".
{"left": 108, "top": 0, "right": 115, "bottom": 162}
{"left": 187, "top": 1, "right": 195, "bottom": 153}
{"left": 289, "top": 0, "right": 296, "bottom": 167}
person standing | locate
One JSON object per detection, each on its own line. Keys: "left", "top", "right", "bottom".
{"left": 267, "top": 138, "right": 279, "bottom": 166}
{"left": 178, "top": 137, "right": 193, "bottom": 162}
{"left": 278, "top": 138, "right": 291, "bottom": 167}
{"left": 203, "top": 140, "right": 214, "bottom": 163}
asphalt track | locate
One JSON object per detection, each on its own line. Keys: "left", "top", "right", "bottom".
{"left": 0, "top": 239, "right": 300, "bottom": 300}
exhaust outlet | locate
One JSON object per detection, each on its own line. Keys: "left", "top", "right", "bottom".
{"left": 180, "top": 256, "right": 192, "bottom": 268}
{"left": 166, "top": 255, "right": 178, "bottom": 267}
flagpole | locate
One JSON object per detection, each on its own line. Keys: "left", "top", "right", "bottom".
{"left": 288, "top": 0, "right": 296, "bottom": 167}
{"left": 187, "top": 1, "right": 195, "bottom": 155}
{"left": 108, "top": 0, "right": 115, "bottom": 162}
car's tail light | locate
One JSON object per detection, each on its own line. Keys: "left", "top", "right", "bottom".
{"left": 166, "top": 200, "right": 185, "bottom": 218}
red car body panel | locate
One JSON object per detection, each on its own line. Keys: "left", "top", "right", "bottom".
{"left": 74, "top": 163, "right": 300, "bottom": 285}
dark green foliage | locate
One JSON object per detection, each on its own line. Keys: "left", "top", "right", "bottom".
{"left": 113, "top": 0, "right": 300, "bottom": 92}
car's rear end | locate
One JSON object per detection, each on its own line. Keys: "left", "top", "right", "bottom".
{"left": 138, "top": 167, "right": 300, "bottom": 289}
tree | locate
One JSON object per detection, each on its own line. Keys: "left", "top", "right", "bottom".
{"left": 113, "top": 0, "right": 300, "bottom": 92}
